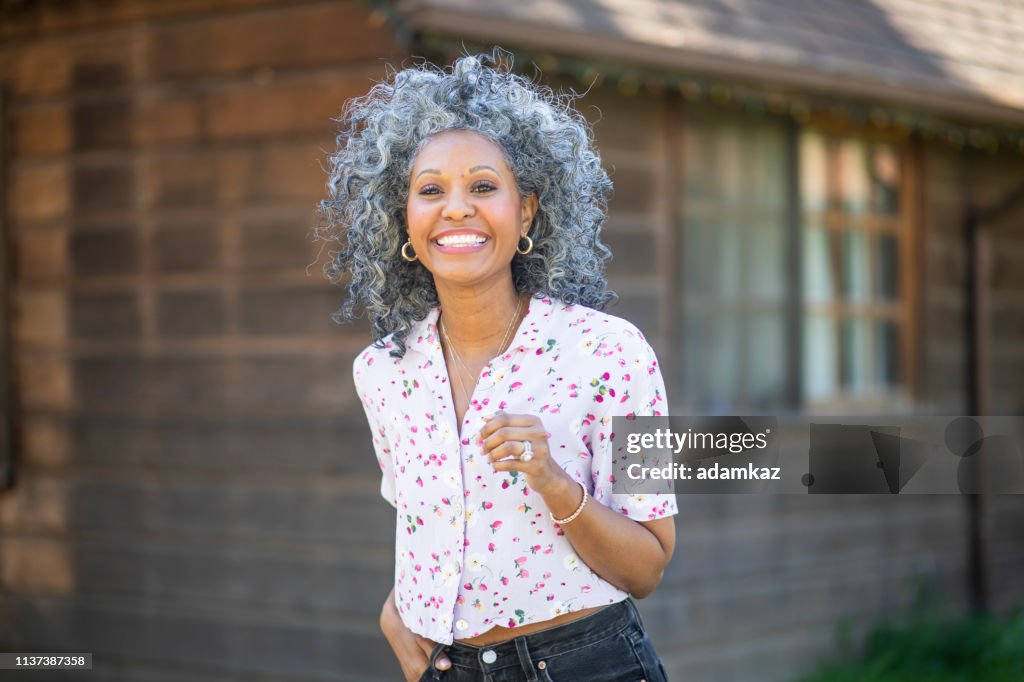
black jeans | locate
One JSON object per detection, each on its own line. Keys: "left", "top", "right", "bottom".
{"left": 418, "top": 599, "right": 669, "bottom": 682}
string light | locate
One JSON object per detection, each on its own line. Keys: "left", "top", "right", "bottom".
{"left": 616, "top": 74, "right": 640, "bottom": 97}
{"left": 680, "top": 81, "right": 702, "bottom": 101}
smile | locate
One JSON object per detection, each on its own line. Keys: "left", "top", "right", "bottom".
{"left": 433, "top": 234, "right": 489, "bottom": 248}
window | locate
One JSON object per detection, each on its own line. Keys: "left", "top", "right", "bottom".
{"left": 678, "top": 111, "right": 790, "bottom": 411}
{"left": 801, "top": 133, "right": 905, "bottom": 405}
{"left": 676, "top": 107, "right": 913, "bottom": 413}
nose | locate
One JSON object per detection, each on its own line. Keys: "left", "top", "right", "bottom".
{"left": 441, "top": 187, "right": 475, "bottom": 221}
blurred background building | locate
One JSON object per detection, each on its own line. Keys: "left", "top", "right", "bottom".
{"left": 0, "top": 0, "right": 1022, "bottom": 680}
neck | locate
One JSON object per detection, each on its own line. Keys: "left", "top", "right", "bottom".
{"left": 436, "top": 280, "right": 524, "bottom": 358}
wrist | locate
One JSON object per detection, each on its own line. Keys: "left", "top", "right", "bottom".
{"left": 541, "top": 474, "right": 584, "bottom": 520}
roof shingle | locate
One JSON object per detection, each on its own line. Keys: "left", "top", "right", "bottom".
{"left": 395, "top": 0, "right": 1024, "bottom": 123}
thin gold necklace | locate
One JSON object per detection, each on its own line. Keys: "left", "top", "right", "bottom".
{"left": 441, "top": 331, "right": 473, "bottom": 407}
{"left": 441, "top": 294, "right": 525, "bottom": 406}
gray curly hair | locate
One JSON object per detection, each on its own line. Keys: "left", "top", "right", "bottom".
{"left": 317, "top": 48, "right": 614, "bottom": 357}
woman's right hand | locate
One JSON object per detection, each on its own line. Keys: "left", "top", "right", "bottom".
{"left": 380, "top": 589, "right": 452, "bottom": 681}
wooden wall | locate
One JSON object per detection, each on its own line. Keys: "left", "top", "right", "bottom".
{"left": 919, "top": 143, "right": 1024, "bottom": 618}
{"left": 0, "top": 2, "right": 1022, "bottom": 681}
{"left": 0, "top": 1, "right": 409, "bottom": 680}
{"left": 590, "top": 90, "right": 976, "bottom": 682}
{"left": 966, "top": 149, "right": 1024, "bottom": 615}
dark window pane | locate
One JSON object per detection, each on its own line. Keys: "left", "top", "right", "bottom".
{"left": 840, "top": 317, "right": 870, "bottom": 392}
{"left": 841, "top": 231, "right": 869, "bottom": 301}
{"left": 682, "top": 221, "right": 711, "bottom": 294}
{"left": 876, "top": 234, "right": 900, "bottom": 300}
{"left": 804, "top": 314, "right": 837, "bottom": 400}
{"left": 748, "top": 312, "right": 786, "bottom": 406}
{"left": 746, "top": 226, "right": 785, "bottom": 300}
{"left": 877, "top": 320, "right": 901, "bottom": 385}
{"left": 803, "top": 226, "right": 835, "bottom": 302}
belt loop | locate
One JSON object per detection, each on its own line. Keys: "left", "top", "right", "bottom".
{"left": 625, "top": 598, "right": 643, "bottom": 625}
{"left": 627, "top": 599, "right": 652, "bottom": 641}
{"left": 514, "top": 637, "right": 540, "bottom": 682}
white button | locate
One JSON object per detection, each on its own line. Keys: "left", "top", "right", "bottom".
{"left": 452, "top": 503, "right": 464, "bottom": 516}
{"left": 481, "top": 650, "right": 498, "bottom": 664}
{"left": 455, "top": 619, "right": 469, "bottom": 631}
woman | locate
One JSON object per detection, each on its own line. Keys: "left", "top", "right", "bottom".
{"left": 320, "top": 50, "right": 677, "bottom": 682}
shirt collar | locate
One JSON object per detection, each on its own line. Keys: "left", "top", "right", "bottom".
{"left": 404, "top": 295, "right": 559, "bottom": 361}
{"left": 405, "top": 307, "right": 443, "bottom": 359}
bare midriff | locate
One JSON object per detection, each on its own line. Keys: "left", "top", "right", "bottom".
{"left": 454, "top": 603, "right": 610, "bottom": 647}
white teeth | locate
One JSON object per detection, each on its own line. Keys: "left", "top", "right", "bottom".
{"left": 437, "top": 234, "right": 487, "bottom": 247}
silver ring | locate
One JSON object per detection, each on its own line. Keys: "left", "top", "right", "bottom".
{"left": 519, "top": 440, "right": 534, "bottom": 463}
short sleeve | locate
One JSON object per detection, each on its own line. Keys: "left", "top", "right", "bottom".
{"left": 587, "top": 335, "right": 678, "bottom": 521}
{"left": 353, "top": 354, "right": 398, "bottom": 508}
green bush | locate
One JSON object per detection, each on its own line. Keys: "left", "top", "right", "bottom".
{"left": 797, "top": 607, "right": 1024, "bottom": 682}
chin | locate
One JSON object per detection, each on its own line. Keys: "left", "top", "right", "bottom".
{"left": 430, "top": 266, "right": 505, "bottom": 290}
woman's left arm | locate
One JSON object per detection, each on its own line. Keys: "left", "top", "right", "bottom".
{"left": 481, "top": 412, "right": 675, "bottom": 598}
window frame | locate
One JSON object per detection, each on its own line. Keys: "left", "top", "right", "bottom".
{"left": 672, "top": 104, "right": 922, "bottom": 413}
{"left": 799, "top": 116, "right": 921, "bottom": 411}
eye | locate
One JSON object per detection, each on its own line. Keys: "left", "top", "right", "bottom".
{"left": 473, "top": 181, "right": 497, "bottom": 193}
{"left": 418, "top": 184, "right": 441, "bottom": 196}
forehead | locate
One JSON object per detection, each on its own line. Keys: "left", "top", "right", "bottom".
{"left": 410, "top": 129, "right": 512, "bottom": 174}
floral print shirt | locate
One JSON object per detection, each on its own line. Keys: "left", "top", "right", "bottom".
{"left": 353, "top": 295, "right": 678, "bottom": 645}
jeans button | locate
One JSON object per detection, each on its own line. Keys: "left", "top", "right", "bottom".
{"left": 481, "top": 649, "right": 498, "bottom": 664}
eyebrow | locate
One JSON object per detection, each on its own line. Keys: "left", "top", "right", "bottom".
{"left": 413, "top": 165, "right": 500, "bottom": 181}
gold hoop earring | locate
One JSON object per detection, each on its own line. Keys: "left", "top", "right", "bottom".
{"left": 401, "top": 241, "right": 418, "bottom": 262}
{"left": 516, "top": 235, "right": 533, "bottom": 255}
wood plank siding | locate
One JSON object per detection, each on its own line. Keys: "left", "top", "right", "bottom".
{"left": 1, "top": 2, "right": 1023, "bottom": 681}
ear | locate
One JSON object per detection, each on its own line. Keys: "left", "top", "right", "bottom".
{"left": 520, "top": 193, "right": 539, "bottom": 234}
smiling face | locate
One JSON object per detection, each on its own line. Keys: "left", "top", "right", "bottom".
{"left": 406, "top": 129, "right": 538, "bottom": 294}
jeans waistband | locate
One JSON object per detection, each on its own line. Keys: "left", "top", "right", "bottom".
{"left": 437, "top": 599, "right": 641, "bottom": 675}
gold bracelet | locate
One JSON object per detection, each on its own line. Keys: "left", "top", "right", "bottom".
{"left": 550, "top": 481, "right": 588, "bottom": 526}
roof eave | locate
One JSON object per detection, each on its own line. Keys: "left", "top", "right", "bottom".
{"left": 401, "top": 6, "right": 1024, "bottom": 128}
